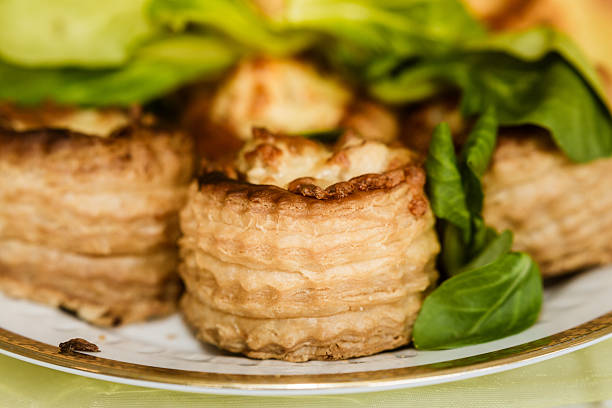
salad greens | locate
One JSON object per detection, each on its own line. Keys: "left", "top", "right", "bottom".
{"left": 372, "top": 52, "right": 612, "bottom": 163}
{"left": 0, "top": 0, "right": 152, "bottom": 67}
{"left": 150, "top": 0, "right": 313, "bottom": 55}
{"left": 0, "top": 0, "right": 609, "bottom": 161}
{"left": 279, "top": 0, "right": 485, "bottom": 76}
{"left": 414, "top": 116, "right": 542, "bottom": 349}
{"left": 0, "top": 35, "right": 238, "bottom": 106}
{"left": 0, "top": 0, "right": 609, "bottom": 162}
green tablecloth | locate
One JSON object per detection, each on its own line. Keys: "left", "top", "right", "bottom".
{"left": 1, "top": 338, "right": 611, "bottom": 408}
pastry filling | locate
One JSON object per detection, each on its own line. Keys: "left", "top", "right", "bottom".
{"left": 236, "top": 128, "right": 418, "bottom": 190}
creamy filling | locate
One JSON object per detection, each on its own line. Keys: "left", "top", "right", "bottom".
{"left": 236, "top": 131, "right": 415, "bottom": 189}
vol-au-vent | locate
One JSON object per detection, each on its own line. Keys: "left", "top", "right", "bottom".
{"left": 179, "top": 129, "right": 439, "bottom": 361}
{"left": 0, "top": 105, "right": 195, "bottom": 326}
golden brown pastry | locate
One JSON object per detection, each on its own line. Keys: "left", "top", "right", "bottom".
{"left": 482, "top": 130, "right": 612, "bottom": 277}
{"left": 179, "top": 129, "right": 439, "bottom": 361}
{"left": 0, "top": 106, "right": 195, "bottom": 325}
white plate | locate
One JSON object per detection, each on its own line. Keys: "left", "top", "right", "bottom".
{"left": 1, "top": 266, "right": 611, "bottom": 396}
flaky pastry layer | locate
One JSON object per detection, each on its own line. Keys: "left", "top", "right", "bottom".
{"left": 182, "top": 291, "right": 426, "bottom": 362}
{"left": 483, "top": 132, "right": 612, "bottom": 276}
{"left": 0, "top": 240, "right": 179, "bottom": 326}
{"left": 179, "top": 132, "right": 439, "bottom": 360}
{"left": 0, "top": 124, "right": 194, "bottom": 255}
{"left": 0, "top": 107, "right": 194, "bottom": 324}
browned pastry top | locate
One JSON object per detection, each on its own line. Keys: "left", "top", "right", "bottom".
{"left": 0, "top": 104, "right": 195, "bottom": 256}
{"left": 198, "top": 167, "right": 429, "bottom": 219}
{"left": 197, "top": 128, "right": 428, "bottom": 216}
{"left": 0, "top": 119, "right": 194, "bottom": 187}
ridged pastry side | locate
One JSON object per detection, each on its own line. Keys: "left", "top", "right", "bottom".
{"left": 181, "top": 292, "right": 426, "bottom": 362}
{"left": 0, "top": 186, "right": 184, "bottom": 255}
{"left": 0, "top": 240, "right": 179, "bottom": 326}
{"left": 179, "top": 169, "right": 439, "bottom": 361}
{"left": 0, "top": 126, "right": 194, "bottom": 255}
{"left": 483, "top": 134, "right": 612, "bottom": 276}
{"left": 0, "top": 119, "right": 195, "bottom": 325}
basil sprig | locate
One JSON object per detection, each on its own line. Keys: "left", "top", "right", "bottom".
{"left": 1, "top": 1, "right": 610, "bottom": 164}
{"left": 425, "top": 108, "right": 500, "bottom": 275}
{"left": 413, "top": 112, "right": 542, "bottom": 350}
{"left": 413, "top": 252, "right": 542, "bottom": 349}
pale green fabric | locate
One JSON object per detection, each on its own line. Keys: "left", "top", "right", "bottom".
{"left": 1, "top": 338, "right": 611, "bottom": 408}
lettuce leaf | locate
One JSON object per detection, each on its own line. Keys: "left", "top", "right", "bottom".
{"left": 373, "top": 51, "right": 612, "bottom": 162}
{"left": 0, "top": 0, "right": 609, "bottom": 165}
{"left": 463, "top": 27, "right": 608, "bottom": 104}
{"left": 0, "top": 35, "right": 238, "bottom": 106}
{"left": 281, "top": 0, "right": 485, "bottom": 75}
{"left": 0, "top": 0, "right": 153, "bottom": 67}
{"left": 149, "top": 0, "right": 313, "bottom": 55}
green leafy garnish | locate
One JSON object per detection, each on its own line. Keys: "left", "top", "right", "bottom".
{"left": 149, "top": 0, "right": 313, "bottom": 55}
{"left": 425, "top": 108, "right": 499, "bottom": 274}
{"left": 424, "top": 122, "right": 471, "bottom": 244}
{"left": 459, "top": 229, "right": 514, "bottom": 273}
{"left": 0, "top": 0, "right": 153, "bottom": 67}
{"left": 280, "top": 0, "right": 485, "bottom": 75}
{"left": 0, "top": 35, "right": 238, "bottom": 106}
{"left": 413, "top": 252, "right": 542, "bottom": 350}
{"left": 371, "top": 29, "right": 612, "bottom": 162}
{"left": 0, "top": 0, "right": 610, "bottom": 162}
{"left": 414, "top": 115, "right": 542, "bottom": 349}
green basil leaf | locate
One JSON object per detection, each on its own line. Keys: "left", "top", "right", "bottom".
{"left": 425, "top": 122, "right": 471, "bottom": 243}
{"left": 467, "top": 217, "right": 498, "bottom": 260}
{"left": 460, "top": 229, "right": 513, "bottom": 273}
{"left": 441, "top": 223, "right": 467, "bottom": 277}
{"left": 426, "top": 107, "right": 499, "bottom": 276}
{"left": 422, "top": 101, "right": 541, "bottom": 348}
{"left": 457, "top": 54, "right": 612, "bottom": 163}
{"left": 413, "top": 252, "right": 542, "bottom": 350}
{"left": 460, "top": 106, "right": 498, "bottom": 215}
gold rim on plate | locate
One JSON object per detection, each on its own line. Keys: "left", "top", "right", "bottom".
{"left": 1, "top": 311, "right": 612, "bottom": 392}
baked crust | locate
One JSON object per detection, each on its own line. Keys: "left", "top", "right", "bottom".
{"left": 0, "top": 123, "right": 194, "bottom": 255}
{"left": 0, "top": 240, "right": 179, "bottom": 326}
{"left": 0, "top": 106, "right": 194, "bottom": 324}
{"left": 483, "top": 130, "right": 612, "bottom": 276}
{"left": 179, "top": 131, "right": 439, "bottom": 361}
{"left": 181, "top": 291, "right": 427, "bottom": 362}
